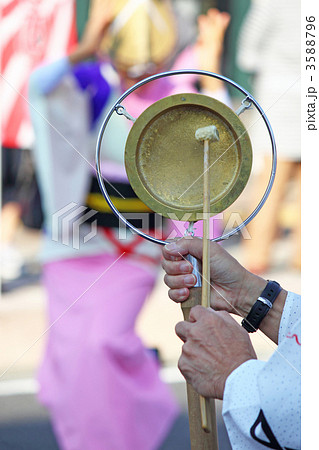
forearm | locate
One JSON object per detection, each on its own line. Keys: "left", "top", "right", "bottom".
{"left": 69, "top": 3, "right": 114, "bottom": 66}
{"left": 68, "top": 43, "right": 96, "bottom": 66}
{"left": 200, "top": 70, "right": 224, "bottom": 93}
{"left": 194, "top": 9, "right": 230, "bottom": 92}
{"left": 193, "top": 44, "right": 224, "bottom": 92}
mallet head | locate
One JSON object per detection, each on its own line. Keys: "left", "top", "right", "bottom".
{"left": 195, "top": 125, "right": 219, "bottom": 142}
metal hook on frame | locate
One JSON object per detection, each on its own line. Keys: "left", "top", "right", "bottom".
{"left": 115, "top": 104, "right": 136, "bottom": 122}
{"left": 235, "top": 96, "right": 253, "bottom": 116}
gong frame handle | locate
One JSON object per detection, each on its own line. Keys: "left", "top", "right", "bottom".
{"left": 95, "top": 69, "right": 277, "bottom": 246}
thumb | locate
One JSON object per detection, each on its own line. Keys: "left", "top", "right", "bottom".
{"left": 163, "top": 237, "right": 204, "bottom": 261}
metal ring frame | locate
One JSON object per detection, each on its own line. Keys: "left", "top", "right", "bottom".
{"left": 95, "top": 69, "right": 277, "bottom": 245}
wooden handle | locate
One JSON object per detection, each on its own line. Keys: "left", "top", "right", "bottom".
{"left": 202, "top": 138, "right": 211, "bottom": 308}
{"left": 181, "top": 288, "right": 219, "bottom": 449}
{"left": 199, "top": 139, "right": 212, "bottom": 430}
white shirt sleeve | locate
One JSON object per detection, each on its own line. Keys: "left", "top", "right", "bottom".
{"left": 222, "top": 292, "right": 301, "bottom": 449}
{"left": 29, "top": 62, "right": 99, "bottom": 262}
{"left": 278, "top": 291, "right": 301, "bottom": 344}
{"left": 29, "top": 57, "right": 71, "bottom": 94}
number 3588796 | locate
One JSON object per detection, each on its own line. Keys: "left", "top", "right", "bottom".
{"left": 306, "top": 16, "right": 316, "bottom": 71}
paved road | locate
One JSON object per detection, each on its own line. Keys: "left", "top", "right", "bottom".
{"left": 0, "top": 385, "right": 232, "bottom": 449}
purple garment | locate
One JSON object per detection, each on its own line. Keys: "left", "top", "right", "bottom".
{"left": 73, "top": 62, "right": 111, "bottom": 128}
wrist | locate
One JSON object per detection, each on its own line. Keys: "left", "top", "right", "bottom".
{"left": 200, "top": 70, "right": 223, "bottom": 92}
{"left": 259, "top": 288, "right": 287, "bottom": 344}
{"left": 238, "top": 271, "right": 268, "bottom": 317}
{"left": 68, "top": 44, "right": 95, "bottom": 65}
{"left": 240, "top": 275, "right": 288, "bottom": 343}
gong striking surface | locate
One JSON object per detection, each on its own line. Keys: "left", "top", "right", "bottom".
{"left": 125, "top": 93, "right": 252, "bottom": 221}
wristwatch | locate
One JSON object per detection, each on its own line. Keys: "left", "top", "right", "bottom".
{"left": 241, "top": 280, "right": 282, "bottom": 333}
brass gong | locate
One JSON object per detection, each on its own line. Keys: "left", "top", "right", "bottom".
{"left": 125, "top": 93, "right": 252, "bottom": 221}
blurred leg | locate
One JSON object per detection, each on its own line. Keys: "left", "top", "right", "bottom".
{"left": 0, "top": 202, "right": 22, "bottom": 243}
{"left": 1, "top": 203, "right": 23, "bottom": 281}
{"left": 244, "top": 157, "right": 294, "bottom": 273}
{"left": 292, "top": 162, "right": 301, "bottom": 270}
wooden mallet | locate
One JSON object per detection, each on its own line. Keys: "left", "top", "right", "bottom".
{"left": 195, "top": 124, "right": 220, "bottom": 309}
{"left": 180, "top": 124, "right": 220, "bottom": 449}
{"left": 195, "top": 124, "right": 220, "bottom": 433}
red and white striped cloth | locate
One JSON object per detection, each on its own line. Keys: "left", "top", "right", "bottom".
{"left": 0, "top": 0, "right": 77, "bottom": 148}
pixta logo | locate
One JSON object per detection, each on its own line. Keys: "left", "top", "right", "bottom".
{"left": 52, "top": 203, "right": 98, "bottom": 250}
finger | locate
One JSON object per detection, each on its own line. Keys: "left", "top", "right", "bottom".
{"left": 168, "top": 288, "right": 190, "bottom": 303}
{"left": 177, "top": 354, "right": 190, "bottom": 382}
{"left": 189, "top": 304, "right": 213, "bottom": 322}
{"left": 163, "top": 237, "right": 204, "bottom": 261}
{"left": 175, "top": 321, "right": 191, "bottom": 342}
{"left": 220, "top": 11, "right": 231, "bottom": 26}
{"left": 189, "top": 307, "right": 235, "bottom": 327}
{"left": 162, "top": 239, "right": 187, "bottom": 261}
{"left": 162, "top": 258, "right": 193, "bottom": 276}
{"left": 165, "top": 236, "right": 226, "bottom": 263}
{"left": 164, "top": 273, "right": 197, "bottom": 290}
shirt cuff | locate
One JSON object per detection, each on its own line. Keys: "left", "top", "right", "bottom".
{"left": 278, "top": 291, "right": 301, "bottom": 345}
{"left": 223, "top": 359, "right": 265, "bottom": 414}
{"left": 222, "top": 359, "right": 266, "bottom": 446}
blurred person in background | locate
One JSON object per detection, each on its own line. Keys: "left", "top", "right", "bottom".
{"left": 28, "top": 1, "right": 230, "bottom": 448}
{"left": 1, "top": 0, "right": 75, "bottom": 292}
{"left": 236, "top": 0, "right": 301, "bottom": 274}
{"left": 1, "top": 147, "right": 43, "bottom": 290}
{"left": 1, "top": 148, "right": 25, "bottom": 284}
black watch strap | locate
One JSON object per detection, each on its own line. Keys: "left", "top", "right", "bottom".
{"left": 241, "top": 280, "right": 282, "bottom": 333}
